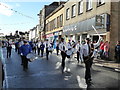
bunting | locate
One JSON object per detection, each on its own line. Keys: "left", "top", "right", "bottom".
{"left": 0, "top": 2, "right": 36, "bottom": 20}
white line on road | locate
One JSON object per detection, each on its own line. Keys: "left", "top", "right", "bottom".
{"left": 55, "top": 62, "right": 61, "bottom": 69}
{"left": 77, "top": 75, "right": 87, "bottom": 88}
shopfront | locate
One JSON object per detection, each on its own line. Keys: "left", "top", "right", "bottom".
{"left": 63, "top": 13, "right": 110, "bottom": 43}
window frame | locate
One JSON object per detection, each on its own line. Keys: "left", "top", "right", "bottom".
{"left": 78, "top": 0, "right": 83, "bottom": 15}
{"left": 66, "top": 8, "right": 70, "bottom": 20}
{"left": 71, "top": 4, "right": 76, "bottom": 18}
{"left": 97, "top": 0, "right": 105, "bottom": 7}
{"left": 86, "top": 0, "right": 93, "bottom": 11}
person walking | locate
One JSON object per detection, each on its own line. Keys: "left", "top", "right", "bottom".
{"left": 40, "top": 40, "right": 45, "bottom": 57}
{"left": 15, "top": 41, "right": 19, "bottom": 52}
{"left": 6, "top": 39, "right": 12, "bottom": 58}
{"left": 59, "top": 38, "right": 67, "bottom": 73}
{"left": 37, "top": 40, "right": 41, "bottom": 56}
{"left": 76, "top": 40, "right": 82, "bottom": 63}
{"left": 32, "top": 41, "right": 37, "bottom": 54}
{"left": 81, "top": 38, "right": 94, "bottom": 85}
{"left": 115, "top": 41, "right": 120, "bottom": 63}
{"left": 45, "top": 39, "right": 51, "bottom": 60}
{"left": 18, "top": 39, "right": 24, "bottom": 54}
{"left": 20, "top": 41, "right": 32, "bottom": 71}
{"left": 56, "top": 40, "right": 59, "bottom": 55}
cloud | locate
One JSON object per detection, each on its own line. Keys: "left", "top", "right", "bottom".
{"left": 0, "top": 2, "right": 13, "bottom": 16}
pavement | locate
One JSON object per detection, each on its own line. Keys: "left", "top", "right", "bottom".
{"left": 93, "top": 59, "right": 120, "bottom": 72}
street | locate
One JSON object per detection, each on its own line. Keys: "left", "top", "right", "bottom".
{"left": 1, "top": 48, "right": 120, "bottom": 89}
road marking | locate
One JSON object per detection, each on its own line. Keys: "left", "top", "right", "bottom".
{"left": 77, "top": 75, "right": 87, "bottom": 88}
{"left": 55, "top": 62, "right": 61, "bottom": 69}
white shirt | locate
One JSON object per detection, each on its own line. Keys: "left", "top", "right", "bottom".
{"left": 37, "top": 42, "right": 41, "bottom": 48}
{"left": 44, "top": 41, "right": 51, "bottom": 48}
{"left": 59, "top": 42, "right": 67, "bottom": 51}
{"left": 81, "top": 43, "right": 91, "bottom": 57}
{"left": 76, "top": 43, "right": 81, "bottom": 52}
{"left": 67, "top": 42, "right": 72, "bottom": 49}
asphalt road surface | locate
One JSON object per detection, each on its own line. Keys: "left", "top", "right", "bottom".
{"left": 1, "top": 48, "right": 120, "bottom": 89}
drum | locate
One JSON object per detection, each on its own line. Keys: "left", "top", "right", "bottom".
{"left": 26, "top": 52, "right": 38, "bottom": 62}
{"left": 66, "top": 49, "right": 72, "bottom": 56}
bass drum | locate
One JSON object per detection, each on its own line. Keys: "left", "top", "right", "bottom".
{"left": 66, "top": 49, "right": 73, "bottom": 56}
{"left": 26, "top": 52, "right": 38, "bottom": 62}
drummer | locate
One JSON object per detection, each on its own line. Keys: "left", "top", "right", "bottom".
{"left": 20, "top": 40, "right": 32, "bottom": 71}
{"left": 66, "top": 40, "right": 73, "bottom": 58}
{"left": 59, "top": 38, "right": 67, "bottom": 73}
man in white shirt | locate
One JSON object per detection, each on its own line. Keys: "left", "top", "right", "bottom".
{"left": 76, "top": 41, "right": 83, "bottom": 63}
{"left": 45, "top": 39, "right": 51, "bottom": 60}
{"left": 37, "top": 40, "right": 41, "bottom": 55}
{"left": 81, "top": 38, "right": 94, "bottom": 85}
{"left": 59, "top": 38, "right": 67, "bottom": 73}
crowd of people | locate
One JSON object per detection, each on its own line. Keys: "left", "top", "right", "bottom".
{"left": 0, "top": 37, "right": 120, "bottom": 85}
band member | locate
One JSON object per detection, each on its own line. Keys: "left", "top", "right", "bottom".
{"left": 20, "top": 41, "right": 32, "bottom": 71}
{"left": 59, "top": 38, "right": 67, "bottom": 73}
{"left": 81, "top": 38, "right": 94, "bottom": 85}
{"left": 45, "top": 39, "right": 51, "bottom": 60}
{"left": 56, "top": 40, "right": 59, "bottom": 55}
{"left": 76, "top": 41, "right": 82, "bottom": 63}
{"left": 37, "top": 40, "right": 41, "bottom": 55}
{"left": 66, "top": 40, "right": 73, "bottom": 59}
{"left": 40, "top": 40, "right": 45, "bottom": 57}
{"left": 6, "top": 39, "right": 12, "bottom": 58}
{"left": 15, "top": 41, "right": 19, "bottom": 52}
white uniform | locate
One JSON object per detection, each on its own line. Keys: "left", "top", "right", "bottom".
{"left": 59, "top": 42, "right": 67, "bottom": 52}
{"left": 37, "top": 42, "right": 41, "bottom": 48}
{"left": 44, "top": 41, "right": 53, "bottom": 51}
{"left": 81, "top": 43, "right": 95, "bottom": 61}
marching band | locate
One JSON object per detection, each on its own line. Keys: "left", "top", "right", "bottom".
{"left": 4, "top": 34, "right": 102, "bottom": 85}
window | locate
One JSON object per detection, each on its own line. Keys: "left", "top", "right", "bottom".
{"left": 86, "top": 0, "right": 93, "bottom": 11}
{"left": 71, "top": 5, "right": 76, "bottom": 17}
{"left": 66, "top": 8, "right": 70, "bottom": 20}
{"left": 60, "top": 14, "right": 63, "bottom": 27}
{"left": 54, "top": 18, "right": 57, "bottom": 29}
{"left": 57, "top": 16, "right": 60, "bottom": 28}
{"left": 78, "top": 0, "right": 83, "bottom": 14}
{"left": 97, "top": 0, "right": 105, "bottom": 6}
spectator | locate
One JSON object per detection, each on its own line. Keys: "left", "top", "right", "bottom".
{"left": 103, "top": 41, "right": 109, "bottom": 60}
{"left": 115, "top": 41, "right": 120, "bottom": 63}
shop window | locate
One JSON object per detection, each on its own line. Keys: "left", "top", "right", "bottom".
{"left": 78, "top": 0, "right": 83, "bottom": 15}
{"left": 71, "top": 4, "right": 76, "bottom": 18}
{"left": 86, "top": 0, "right": 93, "bottom": 11}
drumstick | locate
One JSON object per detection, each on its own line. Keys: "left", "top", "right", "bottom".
{"left": 92, "top": 25, "right": 101, "bottom": 38}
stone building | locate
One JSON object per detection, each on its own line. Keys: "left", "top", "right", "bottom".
{"left": 62, "top": 0, "right": 120, "bottom": 60}
{"left": 45, "top": 4, "right": 65, "bottom": 42}
{"left": 38, "top": 1, "right": 66, "bottom": 40}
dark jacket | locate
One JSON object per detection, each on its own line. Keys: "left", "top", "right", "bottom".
{"left": 40, "top": 43, "right": 45, "bottom": 50}
{"left": 115, "top": 45, "right": 120, "bottom": 55}
{"left": 20, "top": 44, "right": 32, "bottom": 56}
